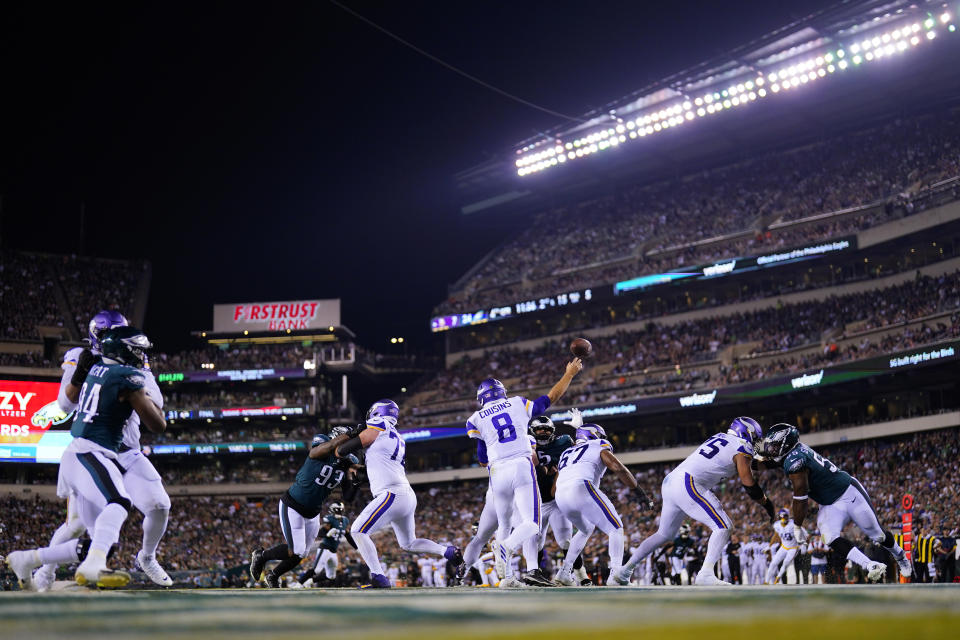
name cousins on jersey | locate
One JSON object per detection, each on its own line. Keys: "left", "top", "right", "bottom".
{"left": 478, "top": 399, "right": 513, "bottom": 419}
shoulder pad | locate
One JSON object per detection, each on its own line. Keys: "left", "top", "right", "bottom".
{"left": 62, "top": 347, "right": 84, "bottom": 367}
{"left": 598, "top": 439, "right": 612, "bottom": 450}
{"left": 558, "top": 435, "right": 574, "bottom": 446}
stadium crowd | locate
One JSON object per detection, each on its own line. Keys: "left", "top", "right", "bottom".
{"left": 0, "top": 251, "right": 66, "bottom": 341}
{"left": 437, "top": 110, "right": 960, "bottom": 315}
{"left": 1, "top": 426, "right": 956, "bottom": 588}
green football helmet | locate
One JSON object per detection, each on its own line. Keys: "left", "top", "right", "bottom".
{"left": 99, "top": 326, "right": 152, "bottom": 369}
{"left": 760, "top": 423, "right": 800, "bottom": 462}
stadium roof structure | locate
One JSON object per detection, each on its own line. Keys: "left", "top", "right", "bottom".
{"left": 456, "top": 0, "right": 960, "bottom": 215}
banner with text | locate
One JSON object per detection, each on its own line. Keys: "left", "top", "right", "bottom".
{"left": 213, "top": 299, "right": 340, "bottom": 333}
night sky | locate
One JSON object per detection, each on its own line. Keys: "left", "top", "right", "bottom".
{"left": 1, "top": 1, "right": 836, "bottom": 353}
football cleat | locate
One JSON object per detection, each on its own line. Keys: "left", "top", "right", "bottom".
{"left": 249, "top": 547, "right": 266, "bottom": 583}
{"left": 358, "top": 573, "right": 392, "bottom": 589}
{"left": 136, "top": 550, "right": 173, "bottom": 587}
{"left": 6, "top": 550, "right": 40, "bottom": 591}
{"left": 75, "top": 549, "right": 129, "bottom": 589}
{"left": 519, "top": 569, "right": 555, "bottom": 587}
{"left": 553, "top": 569, "right": 575, "bottom": 586}
{"left": 893, "top": 548, "right": 912, "bottom": 578}
{"left": 866, "top": 561, "right": 887, "bottom": 583}
{"left": 579, "top": 578, "right": 594, "bottom": 586}
{"left": 694, "top": 572, "right": 731, "bottom": 586}
{"left": 33, "top": 565, "right": 56, "bottom": 593}
{"left": 494, "top": 542, "right": 508, "bottom": 582}
{"left": 497, "top": 575, "right": 524, "bottom": 589}
{"left": 265, "top": 572, "right": 281, "bottom": 588}
{"left": 607, "top": 566, "right": 632, "bottom": 586}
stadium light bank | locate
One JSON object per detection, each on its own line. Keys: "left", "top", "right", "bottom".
{"left": 515, "top": 5, "right": 958, "bottom": 176}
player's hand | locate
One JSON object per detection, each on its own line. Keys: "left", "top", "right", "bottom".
{"left": 762, "top": 497, "right": 776, "bottom": 523}
{"left": 565, "top": 358, "right": 583, "bottom": 377}
{"left": 346, "top": 423, "right": 365, "bottom": 438}
{"left": 70, "top": 348, "right": 97, "bottom": 387}
{"left": 635, "top": 486, "right": 654, "bottom": 512}
{"left": 563, "top": 407, "right": 583, "bottom": 429}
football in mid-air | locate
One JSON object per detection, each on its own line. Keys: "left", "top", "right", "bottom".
{"left": 570, "top": 337, "right": 592, "bottom": 358}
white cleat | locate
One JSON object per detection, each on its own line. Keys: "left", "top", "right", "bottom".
{"left": 6, "top": 550, "right": 41, "bottom": 591}
{"left": 695, "top": 572, "right": 731, "bottom": 586}
{"left": 498, "top": 575, "right": 524, "bottom": 589}
{"left": 494, "top": 542, "right": 507, "bottom": 583}
{"left": 136, "top": 550, "right": 173, "bottom": 587}
{"left": 866, "top": 561, "right": 887, "bottom": 583}
{"left": 893, "top": 549, "right": 912, "bottom": 578}
{"left": 75, "top": 549, "right": 130, "bottom": 589}
{"left": 553, "top": 569, "right": 576, "bottom": 586}
{"left": 607, "top": 566, "right": 632, "bottom": 586}
{"left": 33, "top": 565, "right": 57, "bottom": 593}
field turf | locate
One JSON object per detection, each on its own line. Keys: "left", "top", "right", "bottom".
{"left": 1, "top": 584, "right": 958, "bottom": 639}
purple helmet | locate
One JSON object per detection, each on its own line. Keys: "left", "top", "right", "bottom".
{"left": 88, "top": 310, "right": 129, "bottom": 353}
{"left": 575, "top": 423, "right": 606, "bottom": 442}
{"left": 476, "top": 378, "right": 507, "bottom": 408}
{"left": 367, "top": 399, "right": 399, "bottom": 426}
{"left": 728, "top": 416, "right": 763, "bottom": 446}
{"left": 778, "top": 508, "right": 790, "bottom": 522}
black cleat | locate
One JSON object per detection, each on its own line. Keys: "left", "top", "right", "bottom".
{"left": 520, "top": 569, "right": 556, "bottom": 587}
{"left": 249, "top": 548, "right": 266, "bottom": 584}
{"left": 265, "top": 572, "right": 281, "bottom": 588}
{"left": 579, "top": 578, "right": 593, "bottom": 586}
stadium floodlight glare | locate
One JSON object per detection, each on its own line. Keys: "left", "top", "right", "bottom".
{"left": 514, "top": 7, "right": 958, "bottom": 176}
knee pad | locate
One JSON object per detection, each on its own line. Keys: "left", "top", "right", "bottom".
{"left": 829, "top": 537, "right": 854, "bottom": 557}
{"left": 108, "top": 497, "right": 132, "bottom": 512}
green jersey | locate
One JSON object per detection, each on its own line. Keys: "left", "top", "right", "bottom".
{"left": 71, "top": 361, "right": 146, "bottom": 451}
{"left": 282, "top": 435, "right": 359, "bottom": 518}
{"left": 671, "top": 534, "right": 694, "bottom": 558}
{"left": 318, "top": 514, "right": 350, "bottom": 552}
{"left": 536, "top": 435, "right": 574, "bottom": 500}
{"left": 782, "top": 443, "right": 852, "bottom": 506}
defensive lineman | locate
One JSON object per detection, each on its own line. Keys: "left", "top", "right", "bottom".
{"left": 338, "top": 400, "right": 464, "bottom": 588}
{"left": 765, "top": 509, "right": 802, "bottom": 584}
{"left": 33, "top": 311, "right": 174, "bottom": 589}
{"left": 467, "top": 359, "right": 582, "bottom": 586}
{"left": 250, "top": 427, "right": 359, "bottom": 587}
{"left": 611, "top": 417, "right": 776, "bottom": 586}
{"left": 529, "top": 415, "right": 576, "bottom": 565}
{"left": 551, "top": 422, "right": 650, "bottom": 586}
{"left": 6, "top": 327, "right": 166, "bottom": 588}
{"left": 758, "top": 423, "right": 911, "bottom": 582}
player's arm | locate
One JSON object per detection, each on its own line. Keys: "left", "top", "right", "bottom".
{"left": 546, "top": 358, "right": 583, "bottom": 404}
{"left": 789, "top": 470, "right": 810, "bottom": 526}
{"left": 735, "top": 453, "right": 775, "bottom": 522}
{"left": 335, "top": 425, "right": 378, "bottom": 457}
{"left": 600, "top": 449, "right": 636, "bottom": 489}
{"left": 309, "top": 432, "right": 351, "bottom": 459}
{"left": 63, "top": 349, "right": 98, "bottom": 407}
{"left": 126, "top": 388, "right": 166, "bottom": 433}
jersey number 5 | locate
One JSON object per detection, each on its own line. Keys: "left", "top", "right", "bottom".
{"left": 698, "top": 435, "right": 729, "bottom": 459}
{"left": 492, "top": 414, "right": 517, "bottom": 443}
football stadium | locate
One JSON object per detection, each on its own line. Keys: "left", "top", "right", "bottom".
{"left": 2, "top": 0, "right": 960, "bottom": 637}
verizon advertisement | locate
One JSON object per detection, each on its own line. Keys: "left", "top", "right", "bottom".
{"left": 0, "top": 379, "right": 73, "bottom": 463}
{"left": 213, "top": 299, "right": 340, "bottom": 333}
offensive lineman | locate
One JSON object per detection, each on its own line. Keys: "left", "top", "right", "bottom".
{"left": 337, "top": 400, "right": 464, "bottom": 589}
{"left": 31, "top": 311, "right": 174, "bottom": 589}
{"left": 610, "top": 417, "right": 776, "bottom": 586}
{"left": 250, "top": 427, "right": 359, "bottom": 587}
{"left": 551, "top": 422, "right": 650, "bottom": 586}
{"left": 765, "top": 508, "right": 802, "bottom": 584}
{"left": 467, "top": 359, "right": 582, "bottom": 587}
{"left": 6, "top": 327, "right": 166, "bottom": 588}
{"left": 758, "top": 423, "right": 911, "bottom": 582}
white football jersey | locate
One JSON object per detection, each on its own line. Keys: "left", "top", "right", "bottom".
{"left": 365, "top": 421, "right": 411, "bottom": 495}
{"left": 60, "top": 347, "right": 163, "bottom": 450}
{"left": 556, "top": 438, "right": 612, "bottom": 487}
{"left": 774, "top": 520, "right": 798, "bottom": 549}
{"left": 672, "top": 432, "right": 754, "bottom": 491}
{"left": 466, "top": 395, "right": 548, "bottom": 465}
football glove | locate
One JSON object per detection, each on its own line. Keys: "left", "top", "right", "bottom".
{"left": 70, "top": 348, "right": 97, "bottom": 388}
{"left": 563, "top": 407, "right": 584, "bottom": 429}
{"left": 634, "top": 486, "right": 655, "bottom": 512}
{"left": 347, "top": 423, "right": 366, "bottom": 438}
{"left": 30, "top": 401, "right": 74, "bottom": 428}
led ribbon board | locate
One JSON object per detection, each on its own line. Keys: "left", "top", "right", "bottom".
{"left": 156, "top": 368, "right": 307, "bottom": 383}
{"left": 165, "top": 405, "right": 309, "bottom": 420}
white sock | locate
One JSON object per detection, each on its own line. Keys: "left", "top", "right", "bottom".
{"left": 846, "top": 546, "right": 872, "bottom": 570}
{"left": 38, "top": 519, "right": 84, "bottom": 575}
{"left": 503, "top": 521, "right": 539, "bottom": 553}
{"left": 624, "top": 530, "right": 671, "bottom": 572}
{"left": 38, "top": 540, "right": 80, "bottom": 566}
{"left": 463, "top": 534, "right": 486, "bottom": 567}
{"left": 700, "top": 529, "right": 731, "bottom": 577}
{"left": 400, "top": 538, "right": 446, "bottom": 556}
{"left": 522, "top": 535, "right": 539, "bottom": 572}
{"left": 608, "top": 529, "right": 624, "bottom": 573}
{"left": 91, "top": 503, "right": 128, "bottom": 554}
{"left": 141, "top": 508, "right": 168, "bottom": 557}
{"left": 562, "top": 530, "right": 591, "bottom": 574}
{"left": 351, "top": 531, "right": 383, "bottom": 575}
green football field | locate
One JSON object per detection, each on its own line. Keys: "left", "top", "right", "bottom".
{"left": 1, "top": 584, "right": 958, "bottom": 639}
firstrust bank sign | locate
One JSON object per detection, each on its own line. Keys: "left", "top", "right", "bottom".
{"left": 213, "top": 299, "right": 340, "bottom": 333}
